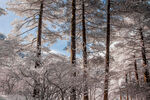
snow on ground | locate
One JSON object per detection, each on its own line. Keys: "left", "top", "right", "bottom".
{"left": 0, "top": 95, "right": 25, "bottom": 100}
{"left": 0, "top": 96, "right": 6, "bottom": 100}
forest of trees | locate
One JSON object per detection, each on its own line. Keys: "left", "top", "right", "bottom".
{"left": 0, "top": 0, "right": 150, "bottom": 100}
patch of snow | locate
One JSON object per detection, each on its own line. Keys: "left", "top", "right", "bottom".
{"left": 0, "top": 95, "right": 25, "bottom": 100}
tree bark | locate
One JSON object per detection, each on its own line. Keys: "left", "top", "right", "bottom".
{"left": 139, "top": 28, "right": 150, "bottom": 83}
{"left": 70, "top": 0, "right": 76, "bottom": 100}
{"left": 133, "top": 55, "right": 139, "bottom": 84}
{"left": 81, "top": 0, "right": 88, "bottom": 100}
{"left": 125, "top": 74, "right": 129, "bottom": 100}
{"left": 119, "top": 88, "right": 122, "bottom": 100}
{"left": 33, "top": 0, "right": 44, "bottom": 98}
{"left": 35, "top": 0, "right": 43, "bottom": 68}
{"left": 139, "top": 27, "right": 150, "bottom": 100}
{"left": 103, "top": 0, "right": 110, "bottom": 100}
{"left": 129, "top": 72, "right": 133, "bottom": 100}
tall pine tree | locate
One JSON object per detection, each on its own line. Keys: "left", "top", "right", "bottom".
{"left": 104, "top": 0, "right": 110, "bottom": 100}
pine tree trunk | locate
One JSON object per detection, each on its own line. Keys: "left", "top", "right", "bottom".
{"left": 125, "top": 74, "right": 129, "bottom": 100}
{"left": 129, "top": 72, "right": 133, "bottom": 100}
{"left": 119, "top": 88, "right": 122, "bottom": 100}
{"left": 120, "top": 94, "right": 122, "bottom": 100}
{"left": 33, "top": 0, "right": 44, "bottom": 98}
{"left": 61, "top": 90, "right": 64, "bottom": 100}
{"left": 139, "top": 28, "right": 150, "bottom": 100}
{"left": 35, "top": 1, "right": 43, "bottom": 68}
{"left": 139, "top": 28, "right": 150, "bottom": 83}
{"left": 70, "top": 0, "right": 76, "bottom": 100}
{"left": 81, "top": 0, "right": 88, "bottom": 100}
{"left": 134, "top": 55, "right": 139, "bottom": 84}
{"left": 104, "top": 0, "right": 110, "bottom": 100}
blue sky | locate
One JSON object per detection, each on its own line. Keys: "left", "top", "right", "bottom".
{"left": 0, "top": 0, "right": 15, "bottom": 34}
{"left": 0, "top": 0, "right": 69, "bottom": 56}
